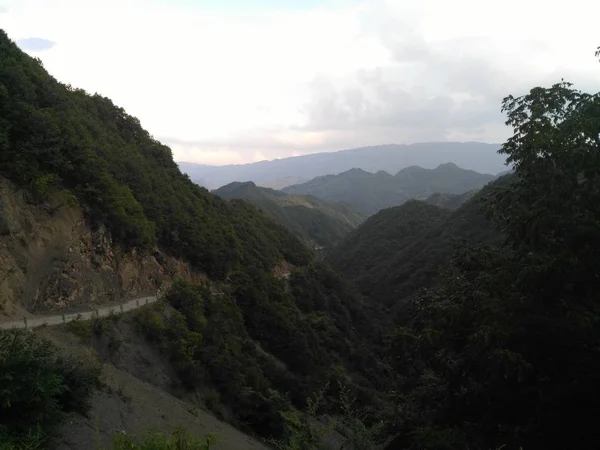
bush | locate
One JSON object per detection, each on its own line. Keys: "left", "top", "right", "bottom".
{"left": 0, "top": 330, "right": 101, "bottom": 446}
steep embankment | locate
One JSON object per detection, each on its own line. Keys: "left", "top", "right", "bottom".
{"left": 0, "top": 176, "right": 204, "bottom": 317}
{"left": 36, "top": 318, "right": 271, "bottom": 450}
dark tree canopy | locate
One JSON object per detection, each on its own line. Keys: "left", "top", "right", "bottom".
{"left": 386, "top": 81, "right": 600, "bottom": 449}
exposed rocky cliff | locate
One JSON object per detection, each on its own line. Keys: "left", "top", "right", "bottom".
{"left": 0, "top": 177, "right": 205, "bottom": 316}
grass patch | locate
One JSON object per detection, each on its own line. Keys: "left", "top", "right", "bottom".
{"left": 100, "top": 426, "right": 216, "bottom": 450}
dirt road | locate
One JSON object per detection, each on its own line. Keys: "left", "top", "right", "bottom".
{"left": 0, "top": 295, "right": 158, "bottom": 330}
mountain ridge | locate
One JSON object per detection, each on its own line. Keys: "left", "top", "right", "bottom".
{"left": 282, "top": 162, "right": 497, "bottom": 215}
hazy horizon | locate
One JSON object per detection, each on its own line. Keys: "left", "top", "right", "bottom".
{"left": 175, "top": 140, "right": 505, "bottom": 168}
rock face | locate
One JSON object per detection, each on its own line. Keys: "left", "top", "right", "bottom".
{"left": 0, "top": 177, "right": 205, "bottom": 316}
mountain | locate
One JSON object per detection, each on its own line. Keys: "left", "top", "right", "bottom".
{"left": 327, "top": 174, "right": 514, "bottom": 306}
{"left": 0, "top": 29, "right": 391, "bottom": 446}
{"left": 282, "top": 162, "right": 497, "bottom": 215}
{"left": 213, "top": 181, "right": 365, "bottom": 248}
{"left": 177, "top": 142, "right": 508, "bottom": 190}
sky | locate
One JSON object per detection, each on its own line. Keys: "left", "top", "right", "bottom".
{"left": 1, "top": 0, "right": 599, "bottom": 166}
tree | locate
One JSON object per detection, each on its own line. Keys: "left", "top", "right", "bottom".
{"left": 0, "top": 331, "right": 100, "bottom": 447}
{"left": 386, "top": 79, "right": 600, "bottom": 449}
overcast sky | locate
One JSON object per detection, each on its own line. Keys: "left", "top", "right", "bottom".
{"left": 1, "top": 0, "right": 599, "bottom": 165}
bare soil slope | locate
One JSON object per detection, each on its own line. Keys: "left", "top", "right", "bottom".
{"left": 37, "top": 323, "right": 272, "bottom": 450}
{"left": 0, "top": 176, "right": 205, "bottom": 317}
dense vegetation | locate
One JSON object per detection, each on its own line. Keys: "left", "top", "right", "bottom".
{"left": 136, "top": 271, "right": 389, "bottom": 441}
{"left": 327, "top": 201, "right": 451, "bottom": 301}
{"left": 0, "top": 330, "right": 101, "bottom": 449}
{"left": 327, "top": 179, "right": 509, "bottom": 306}
{"left": 384, "top": 80, "right": 600, "bottom": 449}
{"left": 283, "top": 163, "right": 496, "bottom": 215}
{"left": 214, "top": 181, "right": 365, "bottom": 248}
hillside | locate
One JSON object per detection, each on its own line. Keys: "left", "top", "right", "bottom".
{"left": 283, "top": 163, "right": 497, "bottom": 215}
{"left": 327, "top": 175, "right": 514, "bottom": 306}
{"left": 178, "top": 142, "right": 507, "bottom": 190}
{"left": 424, "top": 189, "right": 477, "bottom": 210}
{"left": 0, "top": 29, "right": 391, "bottom": 448}
{"left": 214, "top": 181, "right": 365, "bottom": 248}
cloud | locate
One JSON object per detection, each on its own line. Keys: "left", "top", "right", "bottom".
{"left": 0, "top": 6, "right": 7, "bottom": 13}
{"left": 16, "top": 37, "right": 56, "bottom": 51}
{"left": 293, "top": 1, "right": 600, "bottom": 150}
{"left": 1, "top": 0, "right": 599, "bottom": 165}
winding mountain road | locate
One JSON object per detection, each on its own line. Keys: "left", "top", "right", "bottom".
{"left": 0, "top": 295, "right": 159, "bottom": 330}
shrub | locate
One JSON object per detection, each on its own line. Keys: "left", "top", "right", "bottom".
{"left": 0, "top": 330, "right": 101, "bottom": 446}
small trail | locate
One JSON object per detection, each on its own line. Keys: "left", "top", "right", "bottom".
{"left": 0, "top": 295, "right": 159, "bottom": 330}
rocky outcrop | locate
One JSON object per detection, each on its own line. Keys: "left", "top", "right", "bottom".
{"left": 273, "top": 260, "right": 293, "bottom": 279}
{"left": 0, "top": 177, "right": 205, "bottom": 316}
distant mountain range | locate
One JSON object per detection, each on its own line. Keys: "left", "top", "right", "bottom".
{"left": 178, "top": 142, "right": 508, "bottom": 190}
{"left": 213, "top": 181, "right": 365, "bottom": 248}
{"left": 282, "top": 162, "right": 497, "bottom": 215}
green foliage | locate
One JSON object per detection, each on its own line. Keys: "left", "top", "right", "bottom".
{"left": 272, "top": 382, "right": 388, "bottom": 450}
{"left": 0, "top": 331, "right": 101, "bottom": 447}
{"left": 136, "top": 281, "right": 290, "bottom": 437}
{"left": 65, "top": 313, "right": 94, "bottom": 340}
{"left": 102, "top": 426, "right": 216, "bottom": 450}
{"left": 136, "top": 277, "right": 389, "bottom": 441}
{"left": 385, "top": 80, "right": 600, "bottom": 449}
{"left": 328, "top": 200, "right": 451, "bottom": 303}
{"left": 0, "top": 427, "right": 45, "bottom": 450}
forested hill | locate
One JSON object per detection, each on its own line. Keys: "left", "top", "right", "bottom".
{"left": 0, "top": 30, "right": 313, "bottom": 279}
{"left": 0, "top": 29, "right": 392, "bottom": 443}
{"left": 282, "top": 162, "right": 497, "bottom": 215}
{"left": 327, "top": 175, "right": 513, "bottom": 305}
{"left": 214, "top": 181, "right": 365, "bottom": 248}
